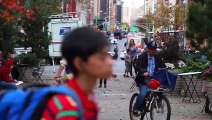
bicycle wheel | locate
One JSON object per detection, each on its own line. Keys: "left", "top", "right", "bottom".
{"left": 150, "top": 95, "right": 171, "bottom": 120}
{"left": 129, "top": 93, "right": 148, "bottom": 120}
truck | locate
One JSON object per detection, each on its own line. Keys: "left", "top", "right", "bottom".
{"left": 48, "top": 12, "right": 86, "bottom": 72}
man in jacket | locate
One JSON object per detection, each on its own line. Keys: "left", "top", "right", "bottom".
{"left": 133, "top": 41, "right": 166, "bottom": 116}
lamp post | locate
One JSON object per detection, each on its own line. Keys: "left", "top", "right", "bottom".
{"left": 87, "top": 1, "right": 94, "bottom": 25}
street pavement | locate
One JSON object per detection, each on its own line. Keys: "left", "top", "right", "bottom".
{"left": 26, "top": 38, "right": 212, "bottom": 119}
{"left": 41, "top": 64, "right": 212, "bottom": 120}
{"left": 96, "top": 75, "right": 212, "bottom": 120}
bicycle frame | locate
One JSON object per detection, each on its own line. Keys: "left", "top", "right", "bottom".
{"left": 143, "top": 87, "right": 170, "bottom": 113}
{"left": 143, "top": 91, "right": 158, "bottom": 112}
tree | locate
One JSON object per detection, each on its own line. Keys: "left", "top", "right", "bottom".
{"left": 172, "top": 4, "right": 187, "bottom": 30}
{"left": 0, "top": 0, "right": 26, "bottom": 53}
{"left": 145, "top": 3, "right": 187, "bottom": 31}
{"left": 142, "top": 3, "right": 187, "bottom": 62}
{"left": 16, "top": 0, "right": 62, "bottom": 59}
{"left": 153, "top": 3, "right": 171, "bottom": 29}
{"left": 186, "top": 0, "right": 212, "bottom": 61}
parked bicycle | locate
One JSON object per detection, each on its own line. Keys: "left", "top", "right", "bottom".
{"left": 129, "top": 84, "right": 171, "bottom": 120}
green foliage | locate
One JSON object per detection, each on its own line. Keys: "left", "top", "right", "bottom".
{"left": 186, "top": 0, "right": 212, "bottom": 62}
{"left": 158, "top": 40, "right": 180, "bottom": 63}
{"left": 16, "top": 0, "right": 62, "bottom": 59}
{"left": 0, "top": 19, "right": 17, "bottom": 53}
{"left": 179, "top": 54, "right": 210, "bottom": 73}
{"left": 15, "top": 54, "right": 39, "bottom": 67}
{"left": 0, "top": 35, "right": 2, "bottom": 51}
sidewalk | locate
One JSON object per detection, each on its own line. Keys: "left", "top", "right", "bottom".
{"left": 95, "top": 74, "right": 212, "bottom": 120}
{"left": 22, "top": 65, "right": 212, "bottom": 120}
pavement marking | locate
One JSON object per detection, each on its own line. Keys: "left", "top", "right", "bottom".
{"left": 97, "top": 93, "right": 131, "bottom": 96}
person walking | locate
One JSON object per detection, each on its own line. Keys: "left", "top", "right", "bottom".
{"left": 128, "top": 39, "right": 138, "bottom": 76}
{"left": 124, "top": 49, "right": 131, "bottom": 77}
{"left": 114, "top": 45, "right": 118, "bottom": 59}
{"left": 55, "top": 58, "right": 73, "bottom": 84}
{"left": 99, "top": 78, "right": 107, "bottom": 88}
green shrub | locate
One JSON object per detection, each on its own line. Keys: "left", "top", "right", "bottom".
{"left": 180, "top": 54, "right": 210, "bottom": 73}
{"left": 15, "top": 54, "right": 39, "bottom": 67}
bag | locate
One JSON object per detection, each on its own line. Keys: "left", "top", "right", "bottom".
{"left": 0, "top": 85, "right": 83, "bottom": 120}
{"left": 154, "top": 69, "right": 177, "bottom": 90}
{"left": 147, "top": 79, "right": 161, "bottom": 89}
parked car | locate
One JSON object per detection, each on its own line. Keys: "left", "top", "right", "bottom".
{"left": 12, "top": 47, "right": 32, "bottom": 58}
{"left": 108, "top": 51, "right": 116, "bottom": 59}
{"left": 109, "top": 37, "right": 118, "bottom": 44}
{"left": 114, "top": 31, "right": 122, "bottom": 40}
{"left": 120, "top": 50, "right": 127, "bottom": 60}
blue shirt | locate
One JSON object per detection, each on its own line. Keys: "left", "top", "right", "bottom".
{"left": 147, "top": 55, "right": 155, "bottom": 77}
{"left": 130, "top": 47, "right": 138, "bottom": 58}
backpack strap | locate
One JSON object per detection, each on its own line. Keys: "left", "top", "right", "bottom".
{"left": 67, "top": 86, "right": 84, "bottom": 120}
{"left": 20, "top": 85, "right": 84, "bottom": 120}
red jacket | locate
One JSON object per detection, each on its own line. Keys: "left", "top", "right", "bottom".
{"left": 42, "top": 78, "right": 98, "bottom": 120}
{"left": 0, "top": 60, "right": 15, "bottom": 83}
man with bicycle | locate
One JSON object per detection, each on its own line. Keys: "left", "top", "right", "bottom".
{"left": 133, "top": 41, "right": 166, "bottom": 116}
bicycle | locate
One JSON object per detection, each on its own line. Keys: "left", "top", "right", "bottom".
{"left": 202, "top": 93, "right": 212, "bottom": 114}
{"left": 129, "top": 84, "right": 171, "bottom": 120}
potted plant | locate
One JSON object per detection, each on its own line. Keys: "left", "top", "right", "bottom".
{"left": 179, "top": 55, "right": 210, "bottom": 97}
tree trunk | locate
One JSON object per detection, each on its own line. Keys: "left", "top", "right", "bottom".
{"left": 63, "top": 0, "right": 67, "bottom": 12}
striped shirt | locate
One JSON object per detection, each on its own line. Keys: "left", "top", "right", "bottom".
{"left": 41, "top": 78, "right": 98, "bottom": 120}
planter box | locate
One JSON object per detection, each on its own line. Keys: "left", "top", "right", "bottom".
{"left": 172, "top": 75, "right": 183, "bottom": 95}
{"left": 206, "top": 81, "right": 212, "bottom": 102}
{"left": 168, "top": 70, "right": 183, "bottom": 95}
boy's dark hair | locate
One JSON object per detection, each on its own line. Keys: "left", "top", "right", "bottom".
{"left": 126, "top": 49, "right": 131, "bottom": 53}
{"left": 62, "top": 27, "right": 109, "bottom": 76}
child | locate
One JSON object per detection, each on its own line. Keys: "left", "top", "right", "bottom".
{"left": 124, "top": 49, "right": 131, "bottom": 77}
{"left": 41, "top": 27, "right": 113, "bottom": 119}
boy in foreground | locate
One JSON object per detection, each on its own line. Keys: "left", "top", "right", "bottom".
{"left": 42, "top": 27, "right": 113, "bottom": 119}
